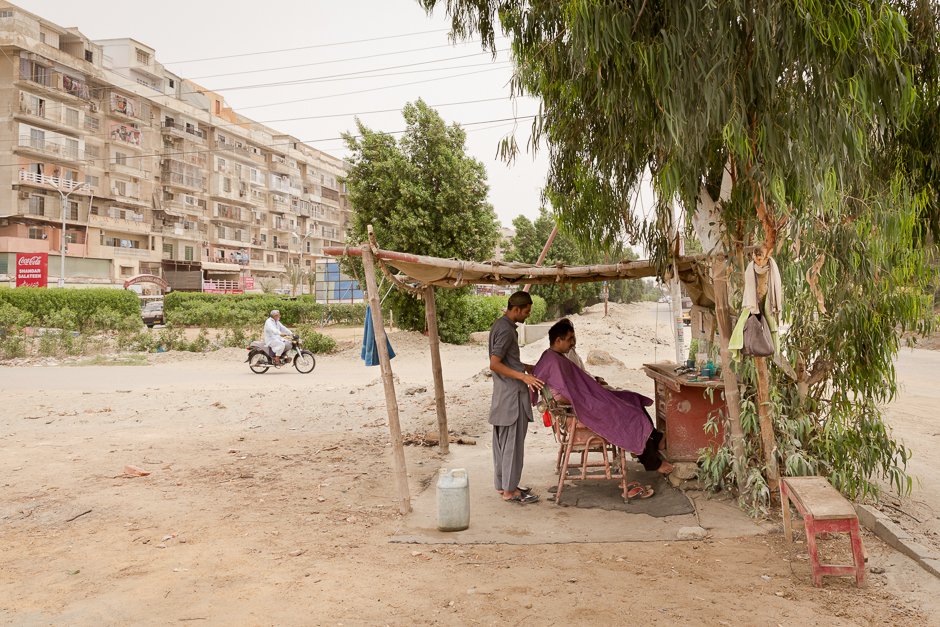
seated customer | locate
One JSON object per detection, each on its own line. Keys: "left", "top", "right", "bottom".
{"left": 556, "top": 317, "right": 607, "bottom": 386}
{"left": 534, "top": 319, "right": 673, "bottom": 475}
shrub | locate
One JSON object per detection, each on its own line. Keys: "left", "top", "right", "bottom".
{"left": 0, "top": 302, "right": 34, "bottom": 330}
{"left": 0, "top": 288, "right": 139, "bottom": 330}
{"left": 163, "top": 292, "right": 368, "bottom": 327}
{"left": 294, "top": 324, "right": 337, "bottom": 354}
{"left": 0, "top": 332, "right": 27, "bottom": 359}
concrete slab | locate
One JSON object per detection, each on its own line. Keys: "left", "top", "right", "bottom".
{"left": 391, "top": 433, "right": 766, "bottom": 545}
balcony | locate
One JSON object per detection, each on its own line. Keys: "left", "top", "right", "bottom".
{"left": 16, "top": 97, "right": 84, "bottom": 133}
{"left": 17, "top": 171, "right": 95, "bottom": 195}
{"left": 250, "top": 259, "right": 286, "bottom": 273}
{"left": 216, "top": 141, "right": 265, "bottom": 164}
{"left": 105, "top": 245, "right": 152, "bottom": 258}
{"left": 16, "top": 68, "right": 93, "bottom": 101}
{"left": 110, "top": 162, "right": 151, "bottom": 179}
{"left": 161, "top": 120, "right": 206, "bottom": 143}
{"left": 16, "top": 136, "right": 86, "bottom": 163}
{"left": 87, "top": 213, "right": 151, "bottom": 234}
{"left": 162, "top": 171, "right": 206, "bottom": 192}
{"left": 161, "top": 224, "right": 203, "bottom": 240}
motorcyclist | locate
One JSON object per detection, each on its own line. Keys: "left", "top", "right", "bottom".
{"left": 263, "top": 309, "right": 293, "bottom": 365}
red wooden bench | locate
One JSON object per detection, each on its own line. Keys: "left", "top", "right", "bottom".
{"left": 780, "top": 476, "right": 866, "bottom": 587}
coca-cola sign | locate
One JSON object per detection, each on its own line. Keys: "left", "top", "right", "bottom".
{"left": 15, "top": 252, "right": 48, "bottom": 288}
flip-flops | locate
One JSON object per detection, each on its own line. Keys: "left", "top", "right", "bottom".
{"left": 505, "top": 492, "right": 539, "bottom": 504}
{"left": 626, "top": 484, "right": 654, "bottom": 500}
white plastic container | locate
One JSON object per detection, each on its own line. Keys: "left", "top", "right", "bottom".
{"left": 436, "top": 468, "right": 470, "bottom": 532}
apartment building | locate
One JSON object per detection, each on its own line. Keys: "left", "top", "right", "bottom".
{"left": 0, "top": 1, "right": 354, "bottom": 294}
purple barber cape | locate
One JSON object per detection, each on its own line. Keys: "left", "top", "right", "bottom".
{"left": 533, "top": 349, "right": 653, "bottom": 454}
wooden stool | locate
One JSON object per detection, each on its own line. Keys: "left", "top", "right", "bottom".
{"left": 780, "top": 476, "right": 866, "bottom": 587}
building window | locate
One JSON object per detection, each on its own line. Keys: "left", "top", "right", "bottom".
{"left": 28, "top": 227, "right": 46, "bottom": 240}
{"left": 67, "top": 201, "right": 79, "bottom": 220}
{"left": 84, "top": 175, "right": 99, "bottom": 188}
{"left": 120, "top": 266, "right": 134, "bottom": 277}
{"left": 65, "top": 231, "right": 79, "bottom": 244}
{"left": 223, "top": 177, "right": 231, "bottom": 193}
{"left": 114, "top": 181, "right": 127, "bottom": 196}
{"left": 39, "top": 31, "right": 46, "bottom": 44}
{"left": 65, "top": 108, "right": 79, "bottom": 127}
{"left": 163, "top": 243, "right": 174, "bottom": 257}
{"left": 0, "top": 10, "right": 14, "bottom": 18}
{"left": 64, "top": 138, "right": 79, "bottom": 160}
{"left": 136, "top": 49, "right": 150, "bottom": 64}
{"left": 84, "top": 50, "right": 93, "bottom": 62}
{"left": 114, "top": 152, "right": 127, "bottom": 166}
{"left": 168, "top": 78, "right": 175, "bottom": 88}
{"left": 90, "top": 204, "right": 99, "bottom": 215}
{"left": 184, "top": 246, "right": 194, "bottom": 261}
{"left": 28, "top": 195, "right": 45, "bottom": 216}
{"left": 29, "top": 127, "right": 45, "bottom": 149}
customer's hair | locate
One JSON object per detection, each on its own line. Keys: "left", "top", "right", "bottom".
{"left": 548, "top": 319, "right": 575, "bottom": 345}
{"left": 507, "top": 291, "right": 533, "bottom": 310}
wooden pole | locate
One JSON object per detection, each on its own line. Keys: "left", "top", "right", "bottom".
{"left": 522, "top": 224, "right": 558, "bottom": 293}
{"left": 361, "top": 244, "right": 411, "bottom": 514}
{"left": 423, "top": 285, "right": 449, "bottom": 455}
{"left": 755, "top": 355, "right": 780, "bottom": 494}
{"left": 711, "top": 258, "right": 747, "bottom": 489}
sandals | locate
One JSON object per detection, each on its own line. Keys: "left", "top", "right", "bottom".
{"left": 504, "top": 492, "right": 539, "bottom": 504}
{"left": 624, "top": 482, "right": 655, "bottom": 500}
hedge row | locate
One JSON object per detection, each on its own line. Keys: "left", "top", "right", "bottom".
{"left": 163, "top": 292, "right": 369, "bottom": 327}
{"left": 0, "top": 287, "right": 140, "bottom": 331}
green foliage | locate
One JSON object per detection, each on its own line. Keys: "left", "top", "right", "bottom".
{"left": 294, "top": 324, "right": 338, "bottom": 354}
{"left": 0, "top": 288, "right": 139, "bottom": 331}
{"left": 342, "top": 99, "right": 501, "bottom": 336}
{"left": 425, "top": 0, "right": 940, "bottom": 504}
{"left": 164, "top": 292, "right": 367, "bottom": 327}
{"left": 507, "top": 208, "right": 643, "bottom": 316}
{"left": 0, "top": 332, "right": 27, "bottom": 359}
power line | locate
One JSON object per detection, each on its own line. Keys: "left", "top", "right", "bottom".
{"left": 0, "top": 95, "right": 516, "bottom": 147}
{"left": 0, "top": 114, "right": 538, "bottom": 170}
{"left": 238, "top": 66, "right": 508, "bottom": 111}
{"left": 162, "top": 28, "right": 452, "bottom": 65}
{"left": 187, "top": 40, "right": 501, "bottom": 80}
{"left": 186, "top": 53, "right": 510, "bottom": 94}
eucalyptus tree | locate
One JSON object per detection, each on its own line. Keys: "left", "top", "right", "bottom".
{"left": 421, "top": 0, "right": 940, "bottom": 504}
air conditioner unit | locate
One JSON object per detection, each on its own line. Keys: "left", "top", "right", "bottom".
{"left": 19, "top": 191, "right": 30, "bottom": 199}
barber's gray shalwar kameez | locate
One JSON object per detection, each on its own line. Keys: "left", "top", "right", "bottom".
{"left": 489, "top": 315, "right": 533, "bottom": 492}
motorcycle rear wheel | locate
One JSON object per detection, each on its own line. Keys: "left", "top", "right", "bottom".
{"left": 294, "top": 350, "right": 316, "bottom": 373}
{"left": 248, "top": 352, "right": 270, "bottom": 374}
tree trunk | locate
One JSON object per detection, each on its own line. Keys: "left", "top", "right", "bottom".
{"left": 711, "top": 258, "right": 747, "bottom": 488}
{"left": 754, "top": 355, "right": 780, "bottom": 494}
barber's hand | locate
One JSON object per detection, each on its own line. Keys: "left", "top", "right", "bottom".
{"left": 522, "top": 373, "right": 544, "bottom": 391}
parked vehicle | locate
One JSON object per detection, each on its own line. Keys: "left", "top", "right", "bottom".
{"left": 245, "top": 334, "right": 316, "bottom": 374}
{"left": 141, "top": 301, "right": 164, "bottom": 327}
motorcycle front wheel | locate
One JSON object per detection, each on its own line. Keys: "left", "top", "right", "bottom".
{"left": 248, "top": 352, "right": 270, "bottom": 374}
{"left": 294, "top": 350, "right": 316, "bottom": 373}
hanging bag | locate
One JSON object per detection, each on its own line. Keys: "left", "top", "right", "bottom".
{"left": 742, "top": 312, "right": 774, "bottom": 356}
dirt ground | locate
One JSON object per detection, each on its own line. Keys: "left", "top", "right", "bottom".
{"left": 2, "top": 301, "right": 939, "bottom": 625}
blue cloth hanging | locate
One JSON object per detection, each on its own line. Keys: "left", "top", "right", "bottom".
{"left": 361, "top": 305, "right": 395, "bottom": 366}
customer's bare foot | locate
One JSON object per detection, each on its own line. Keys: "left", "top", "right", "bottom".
{"left": 657, "top": 460, "right": 674, "bottom": 475}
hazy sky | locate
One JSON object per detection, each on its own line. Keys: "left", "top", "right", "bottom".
{"left": 15, "top": 0, "right": 552, "bottom": 228}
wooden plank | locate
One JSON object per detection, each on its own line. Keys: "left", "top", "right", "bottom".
{"left": 423, "top": 285, "right": 448, "bottom": 455}
{"left": 783, "top": 477, "right": 856, "bottom": 520}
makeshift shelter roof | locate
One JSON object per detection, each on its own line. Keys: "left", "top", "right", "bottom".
{"left": 321, "top": 245, "right": 716, "bottom": 308}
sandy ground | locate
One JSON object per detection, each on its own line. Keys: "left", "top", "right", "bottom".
{"left": 2, "top": 301, "right": 939, "bottom": 625}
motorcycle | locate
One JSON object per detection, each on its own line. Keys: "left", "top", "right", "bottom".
{"left": 246, "top": 334, "right": 316, "bottom": 374}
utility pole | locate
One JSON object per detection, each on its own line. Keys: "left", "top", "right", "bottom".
{"left": 55, "top": 179, "right": 89, "bottom": 288}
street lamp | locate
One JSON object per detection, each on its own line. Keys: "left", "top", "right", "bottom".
{"left": 55, "top": 179, "right": 89, "bottom": 288}
{"left": 292, "top": 230, "right": 316, "bottom": 295}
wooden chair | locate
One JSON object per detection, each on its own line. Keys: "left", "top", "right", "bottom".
{"left": 780, "top": 476, "right": 866, "bottom": 587}
{"left": 540, "top": 388, "right": 629, "bottom": 504}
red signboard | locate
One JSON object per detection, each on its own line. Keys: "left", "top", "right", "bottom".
{"left": 15, "top": 253, "right": 48, "bottom": 288}
{"left": 242, "top": 276, "right": 255, "bottom": 290}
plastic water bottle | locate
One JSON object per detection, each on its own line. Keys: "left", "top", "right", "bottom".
{"left": 436, "top": 468, "right": 470, "bottom": 531}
